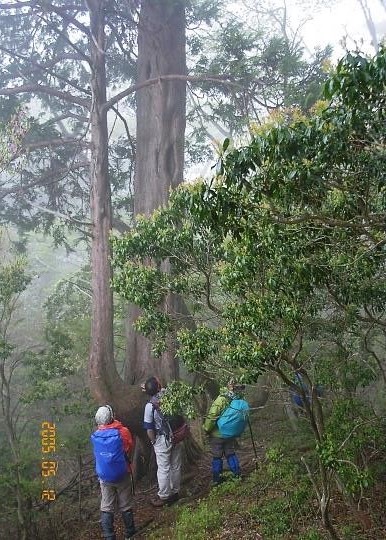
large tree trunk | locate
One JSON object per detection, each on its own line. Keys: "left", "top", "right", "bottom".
{"left": 86, "top": 0, "right": 145, "bottom": 434}
{"left": 125, "top": 0, "right": 187, "bottom": 384}
{"left": 88, "top": 0, "right": 121, "bottom": 400}
{"left": 86, "top": 0, "right": 189, "bottom": 450}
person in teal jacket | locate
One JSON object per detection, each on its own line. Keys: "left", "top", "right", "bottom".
{"left": 203, "top": 380, "right": 244, "bottom": 485}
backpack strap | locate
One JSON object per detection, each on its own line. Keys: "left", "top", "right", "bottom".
{"left": 150, "top": 399, "right": 172, "bottom": 440}
{"left": 218, "top": 394, "right": 232, "bottom": 417}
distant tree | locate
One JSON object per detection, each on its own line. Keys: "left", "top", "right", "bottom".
{"left": 183, "top": 0, "right": 332, "bottom": 172}
{"left": 0, "top": 0, "right": 139, "bottom": 421}
{"left": 0, "top": 233, "right": 34, "bottom": 540}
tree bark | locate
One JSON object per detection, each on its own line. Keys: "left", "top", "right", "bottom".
{"left": 86, "top": 0, "right": 147, "bottom": 437}
{"left": 125, "top": 0, "right": 187, "bottom": 384}
{"left": 87, "top": 0, "right": 129, "bottom": 402}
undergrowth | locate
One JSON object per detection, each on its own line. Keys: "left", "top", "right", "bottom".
{"left": 148, "top": 408, "right": 383, "bottom": 539}
{"left": 149, "top": 443, "right": 329, "bottom": 540}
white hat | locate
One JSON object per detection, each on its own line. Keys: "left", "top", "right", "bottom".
{"left": 95, "top": 405, "right": 114, "bottom": 425}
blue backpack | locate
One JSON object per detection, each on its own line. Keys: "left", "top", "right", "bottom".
{"left": 217, "top": 398, "right": 250, "bottom": 438}
{"left": 91, "top": 428, "right": 127, "bottom": 483}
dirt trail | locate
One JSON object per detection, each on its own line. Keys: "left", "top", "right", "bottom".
{"left": 76, "top": 437, "right": 262, "bottom": 540}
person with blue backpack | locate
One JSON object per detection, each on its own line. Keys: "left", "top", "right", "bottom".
{"left": 91, "top": 405, "right": 137, "bottom": 540}
{"left": 203, "top": 379, "right": 250, "bottom": 485}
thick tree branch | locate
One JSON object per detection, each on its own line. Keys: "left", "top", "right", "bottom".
{"left": 104, "top": 74, "right": 244, "bottom": 112}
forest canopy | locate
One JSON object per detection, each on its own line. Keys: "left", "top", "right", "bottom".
{"left": 112, "top": 47, "right": 386, "bottom": 384}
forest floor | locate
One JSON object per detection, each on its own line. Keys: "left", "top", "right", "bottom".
{"left": 75, "top": 436, "right": 262, "bottom": 540}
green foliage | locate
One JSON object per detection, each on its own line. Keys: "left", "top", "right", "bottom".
{"left": 22, "top": 268, "right": 91, "bottom": 401}
{"left": 339, "top": 524, "right": 363, "bottom": 539}
{"left": 113, "top": 45, "right": 386, "bottom": 397}
{"left": 0, "top": 255, "right": 31, "bottom": 304}
{"left": 298, "top": 531, "right": 324, "bottom": 540}
{"left": 175, "top": 501, "right": 222, "bottom": 540}
{"left": 251, "top": 498, "right": 292, "bottom": 536}
{"left": 0, "top": 108, "right": 28, "bottom": 169}
{"left": 187, "top": 4, "right": 331, "bottom": 165}
{"left": 317, "top": 399, "right": 384, "bottom": 494}
{"left": 113, "top": 48, "right": 386, "bottom": 532}
{"left": 153, "top": 435, "right": 320, "bottom": 540}
{"left": 246, "top": 446, "right": 317, "bottom": 538}
{"left": 0, "top": 233, "right": 31, "bottom": 366}
{"left": 0, "top": 233, "right": 41, "bottom": 536}
{"left": 159, "top": 380, "right": 203, "bottom": 419}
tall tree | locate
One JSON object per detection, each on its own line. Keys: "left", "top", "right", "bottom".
{"left": 126, "top": 0, "right": 187, "bottom": 384}
{"left": 0, "top": 0, "right": 143, "bottom": 428}
{"left": 0, "top": 113, "right": 32, "bottom": 540}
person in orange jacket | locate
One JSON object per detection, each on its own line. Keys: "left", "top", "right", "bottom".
{"left": 91, "top": 405, "right": 136, "bottom": 540}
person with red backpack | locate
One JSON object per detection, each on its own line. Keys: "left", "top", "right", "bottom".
{"left": 91, "top": 405, "right": 137, "bottom": 539}
{"left": 143, "top": 376, "right": 185, "bottom": 507}
{"left": 203, "top": 380, "right": 249, "bottom": 485}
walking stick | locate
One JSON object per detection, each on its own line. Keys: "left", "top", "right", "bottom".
{"left": 247, "top": 416, "right": 259, "bottom": 469}
{"left": 130, "top": 470, "right": 135, "bottom": 495}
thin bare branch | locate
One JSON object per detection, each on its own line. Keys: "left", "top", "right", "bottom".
{"left": 24, "top": 138, "right": 89, "bottom": 151}
{"left": 0, "top": 84, "right": 89, "bottom": 108}
{"left": 23, "top": 200, "right": 92, "bottom": 232}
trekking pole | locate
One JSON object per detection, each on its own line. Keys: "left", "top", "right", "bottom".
{"left": 130, "top": 470, "right": 135, "bottom": 496}
{"left": 247, "top": 416, "right": 259, "bottom": 469}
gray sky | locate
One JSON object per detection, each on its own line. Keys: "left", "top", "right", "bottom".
{"left": 286, "top": 0, "right": 386, "bottom": 57}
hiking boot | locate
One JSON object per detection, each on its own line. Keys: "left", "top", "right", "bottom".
{"left": 122, "top": 509, "right": 136, "bottom": 538}
{"left": 150, "top": 496, "right": 168, "bottom": 508}
{"left": 166, "top": 492, "right": 179, "bottom": 505}
{"left": 124, "top": 519, "right": 153, "bottom": 539}
{"left": 100, "top": 511, "right": 116, "bottom": 539}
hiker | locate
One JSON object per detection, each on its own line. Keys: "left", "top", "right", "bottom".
{"left": 203, "top": 379, "right": 249, "bottom": 485}
{"left": 90, "top": 405, "right": 137, "bottom": 540}
{"left": 290, "top": 373, "right": 323, "bottom": 411}
{"left": 143, "top": 376, "right": 182, "bottom": 507}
